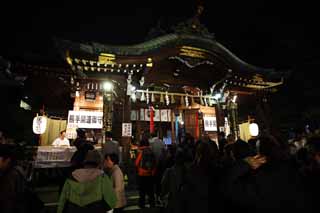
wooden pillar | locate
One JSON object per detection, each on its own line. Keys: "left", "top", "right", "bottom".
{"left": 121, "top": 95, "right": 131, "bottom": 164}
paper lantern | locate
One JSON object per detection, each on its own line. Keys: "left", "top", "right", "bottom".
{"left": 249, "top": 123, "right": 259, "bottom": 136}
{"left": 33, "top": 116, "right": 47, "bottom": 134}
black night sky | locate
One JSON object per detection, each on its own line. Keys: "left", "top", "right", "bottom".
{"left": 1, "top": 1, "right": 320, "bottom": 135}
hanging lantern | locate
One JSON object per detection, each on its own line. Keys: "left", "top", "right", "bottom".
{"left": 140, "top": 91, "right": 145, "bottom": 101}
{"left": 151, "top": 93, "right": 155, "bottom": 102}
{"left": 185, "top": 95, "right": 189, "bottom": 107}
{"left": 180, "top": 96, "right": 185, "bottom": 106}
{"left": 160, "top": 93, "right": 164, "bottom": 103}
{"left": 146, "top": 89, "right": 150, "bottom": 104}
{"left": 33, "top": 116, "right": 47, "bottom": 134}
{"left": 171, "top": 94, "right": 176, "bottom": 104}
{"left": 165, "top": 92, "right": 169, "bottom": 105}
{"left": 249, "top": 123, "right": 259, "bottom": 136}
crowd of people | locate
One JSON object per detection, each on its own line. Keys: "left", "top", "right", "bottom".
{"left": 1, "top": 127, "right": 320, "bottom": 213}
{"left": 134, "top": 128, "right": 320, "bottom": 213}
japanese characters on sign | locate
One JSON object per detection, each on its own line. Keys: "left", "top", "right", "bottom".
{"left": 32, "top": 116, "right": 47, "bottom": 134}
{"left": 67, "top": 110, "right": 103, "bottom": 129}
{"left": 134, "top": 109, "right": 171, "bottom": 122}
{"left": 203, "top": 116, "right": 217, "bottom": 131}
{"left": 122, "top": 123, "right": 132, "bottom": 137}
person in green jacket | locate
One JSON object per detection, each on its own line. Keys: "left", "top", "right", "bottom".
{"left": 57, "top": 149, "right": 117, "bottom": 213}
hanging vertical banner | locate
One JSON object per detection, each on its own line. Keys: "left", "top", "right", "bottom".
{"left": 167, "top": 109, "right": 172, "bottom": 122}
{"left": 150, "top": 106, "right": 154, "bottom": 133}
{"left": 140, "top": 108, "right": 145, "bottom": 121}
{"left": 145, "top": 108, "right": 150, "bottom": 121}
{"left": 160, "top": 109, "right": 168, "bottom": 122}
{"left": 203, "top": 116, "right": 217, "bottom": 131}
{"left": 154, "top": 109, "right": 160, "bottom": 121}
{"left": 130, "top": 110, "right": 138, "bottom": 121}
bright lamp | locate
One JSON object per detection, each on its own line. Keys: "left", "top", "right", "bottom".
{"left": 103, "top": 81, "right": 113, "bottom": 91}
{"left": 249, "top": 123, "right": 259, "bottom": 136}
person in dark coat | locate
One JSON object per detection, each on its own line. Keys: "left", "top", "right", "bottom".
{"left": 0, "top": 144, "right": 43, "bottom": 213}
{"left": 71, "top": 129, "right": 94, "bottom": 170}
{"left": 221, "top": 134, "right": 311, "bottom": 212}
{"left": 0, "top": 144, "right": 26, "bottom": 213}
{"left": 299, "top": 136, "right": 320, "bottom": 211}
{"left": 161, "top": 147, "right": 186, "bottom": 213}
{"left": 218, "top": 131, "right": 227, "bottom": 155}
{"left": 181, "top": 142, "right": 211, "bottom": 213}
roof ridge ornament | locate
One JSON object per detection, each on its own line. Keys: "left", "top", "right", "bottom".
{"left": 171, "top": 0, "right": 214, "bottom": 40}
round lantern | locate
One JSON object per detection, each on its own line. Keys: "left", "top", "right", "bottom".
{"left": 33, "top": 116, "right": 47, "bottom": 134}
{"left": 249, "top": 123, "right": 259, "bottom": 137}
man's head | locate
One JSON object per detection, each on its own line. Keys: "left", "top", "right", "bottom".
{"left": 60, "top": 130, "right": 66, "bottom": 139}
{"left": 104, "top": 153, "right": 119, "bottom": 169}
{"left": 0, "top": 144, "right": 15, "bottom": 172}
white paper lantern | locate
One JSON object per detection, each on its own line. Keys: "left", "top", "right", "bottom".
{"left": 33, "top": 116, "right": 47, "bottom": 134}
{"left": 249, "top": 123, "right": 259, "bottom": 136}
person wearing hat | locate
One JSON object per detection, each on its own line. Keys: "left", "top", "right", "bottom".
{"left": 58, "top": 149, "right": 117, "bottom": 213}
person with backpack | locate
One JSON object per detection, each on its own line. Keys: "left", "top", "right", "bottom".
{"left": 57, "top": 149, "right": 117, "bottom": 213}
{"left": 135, "top": 136, "right": 156, "bottom": 208}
